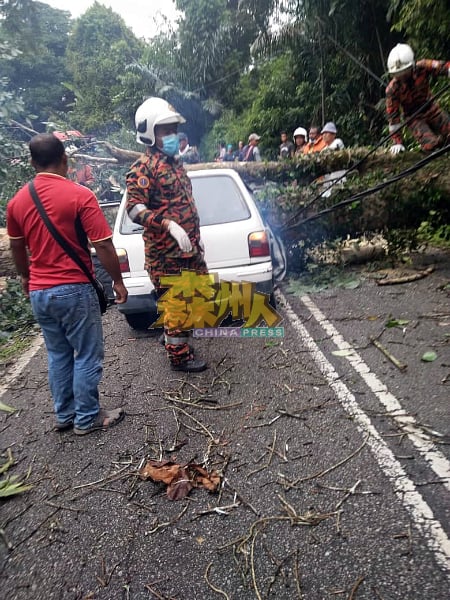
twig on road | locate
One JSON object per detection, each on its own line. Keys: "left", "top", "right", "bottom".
{"left": 147, "top": 504, "right": 189, "bottom": 535}
{"left": 72, "top": 464, "right": 131, "bottom": 490}
{"left": 348, "top": 575, "right": 365, "bottom": 599}
{"left": 393, "top": 524, "right": 412, "bottom": 555}
{"left": 223, "top": 479, "right": 260, "bottom": 516}
{"left": 205, "top": 562, "right": 231, "bottom": 599}
{"left": 371, "top": 338, "right": 407, "bottom": 371}
{"left": 250, "top": 526, "right": 263, "bottom": 600}
{"left": 144, "top": 582, "right": 178, "bottom": 600}
{"left": 243, "top": 415, "right": 281, "bottom": 429}
{"left": 167, "top": 405, "right": 220, "bottom": 444}
{"left": 294, "top": 549, "right": 303, "bottom": 599}
{"left": 96, "top": 557, "right": 120, "bottom": 588}
{"left": 281, "top": 435, "right": 369, "bottom": 488}
{"left": 191, "top": 496, "right": 240, "bottom": 520}
{"left": 44, "top": 501, "right": 86, "bottom": 513}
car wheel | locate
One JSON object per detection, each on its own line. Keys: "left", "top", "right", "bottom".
{"left": 268, "top": 230, "right": 287, "bottom": 282}
{"left": 269, "top": 292, "right": 277, "bottom": 310}
{"left": 124, "top": 313, "right": 156, "bottom": 330}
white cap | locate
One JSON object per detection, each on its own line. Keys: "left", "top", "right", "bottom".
{"left": 248, "top": 133, "right": 261, "bottom": 142}
{"left": 321, "top": 122, "right": 337, "bottom": 134}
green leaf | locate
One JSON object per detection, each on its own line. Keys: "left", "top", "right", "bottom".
{"left": 332, "top": 349, "right": 354, "bottom": 357}
{"left": 0, "top": 401, "right": 17, "bottom": 414}
{"left": 0, "top": 476, "right": 33, "bottom": 498}
{"left": 385, "top": 318, "right": 409, "bottom": 328}
{"left": 421, "top": 351, "right": 437, "bottom": 362}
{"left": 341, "top": 279, "right": 360, "bottom": 290}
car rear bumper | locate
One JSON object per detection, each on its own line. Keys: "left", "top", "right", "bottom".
{"left": 117, "top": 261, "right": 274, "bottom": 315}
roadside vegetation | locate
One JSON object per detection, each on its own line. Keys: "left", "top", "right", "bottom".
{"left": 0, "top": 279, "right": 37, "bottom": 366}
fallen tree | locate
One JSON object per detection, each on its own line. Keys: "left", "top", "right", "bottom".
{"left": 39, "top": 143, "right": 450, "bottom": 261}
{"left": 2, "top": 145, "right": 448, "bottom": 277}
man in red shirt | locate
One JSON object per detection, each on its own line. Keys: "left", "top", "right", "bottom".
{"left": 7, "top": 133, "right": 128, "bottom": 435}
{"left": 386, "top": 43, "right": 450, "bottom": 153}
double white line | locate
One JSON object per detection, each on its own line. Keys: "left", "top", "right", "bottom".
{"left": 279, "top": 291, "right": 450, "bottom": 576}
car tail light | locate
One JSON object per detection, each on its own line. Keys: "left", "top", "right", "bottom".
{"left": 116, "top": 248, "right": 130, "bottom": 273}
{"left": 248, "top": 231, "right": 270, "bottom": 258}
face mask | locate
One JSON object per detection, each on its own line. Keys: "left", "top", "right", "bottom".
{"left": 161, "top": 134, "right": 179, "bottom": 157}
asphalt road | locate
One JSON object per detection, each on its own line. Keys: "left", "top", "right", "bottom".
{"left": 1, "top": 251, "right": 449, "bottom": 600}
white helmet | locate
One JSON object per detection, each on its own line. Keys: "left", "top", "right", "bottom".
{"left": 293, "top": 127, "right": 308, "bottom": 142}
{"left": 135, "top": 97, "right": 186, "bottom": 145}
{"left": 387, "top": 44, "right": 415, "bottom": 75}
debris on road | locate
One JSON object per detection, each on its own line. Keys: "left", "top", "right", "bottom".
{"left": 139, "top": 459, "right": 220, "bottom": 500}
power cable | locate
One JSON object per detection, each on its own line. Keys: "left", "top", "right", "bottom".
{"left": 281, "top": 81, "right": 450, "bottom": 231}
{"left": 283, "top": 142, "right": 450, "bottom": 232}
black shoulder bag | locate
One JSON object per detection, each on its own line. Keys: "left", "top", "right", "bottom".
{"left": 28, "top": 180, "right": 109, "bottom": 314}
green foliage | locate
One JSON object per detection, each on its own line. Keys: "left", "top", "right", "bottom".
{"left": 388, "top": 0, "right": 450, "bottom": 58}
{"left": 0, "top": 449, "right": 33, "bottom": 498}
{"left": 65, "top": 3, "right": 144, "bottom": 134}
{"left": 286, "top": 265, "right": 361, "bottom": 295}
{"left": 417, "top": 210, "right": 450, "bottom": 249}
{"left": 0, "top": 279, "right": 36, "bottom": 351}
{"left": 0, "top": 2, "right": 72, "bottom": 126}
{"left": 0, "top": 42, "right": 35, "bottom": 224}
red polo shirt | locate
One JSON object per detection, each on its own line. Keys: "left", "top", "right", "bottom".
{"left": 7, "top": 173, "right": 112, "bottom": 290}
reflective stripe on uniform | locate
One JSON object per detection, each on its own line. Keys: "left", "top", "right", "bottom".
{"left": 128, "top": 203, "right": 148, "bottom": 220}
{"left": 165, "top": 334, "right": 190, "bottom": 345}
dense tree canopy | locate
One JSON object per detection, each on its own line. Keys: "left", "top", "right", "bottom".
{"left": 0, "top": 0, "right": 448, "bottom": 158}
{"left": 0, "top": 1, "right": 71, "bottom": 126}
{"left": 64, "top": 2, "right": 144, "bottom": 135}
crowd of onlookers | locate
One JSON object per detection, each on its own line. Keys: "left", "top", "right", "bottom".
{"left": 206, "top": 122, "right": 345, "bottom": 164}
{"left": 278, "top": 122, "right": 345, "bottom": 159}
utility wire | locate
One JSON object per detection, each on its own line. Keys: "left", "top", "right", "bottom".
{"left": 281, "top": 81, "right": 450, "bottom": 231}
{"left": 283, "top": 142, "right": 450, "bottom": 231}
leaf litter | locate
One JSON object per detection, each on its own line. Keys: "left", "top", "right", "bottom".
{"left": 139, "top": 459, "right": 220, "bottom": 501}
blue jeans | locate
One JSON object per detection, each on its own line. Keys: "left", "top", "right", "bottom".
{"left": 30, "top": 283, "right": 104, "bottom": 429}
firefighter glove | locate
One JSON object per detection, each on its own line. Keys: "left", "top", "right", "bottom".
{"left": 167, "top": 220, "right": 192, "bottom": 252}
{"left": 390, "top": 143, "right": 405, "bottom": 155}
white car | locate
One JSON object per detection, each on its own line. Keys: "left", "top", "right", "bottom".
{"left": 112, "top": 168, "right": 285, "bottom": 329}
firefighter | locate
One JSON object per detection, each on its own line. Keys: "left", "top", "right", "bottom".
{"left": 125, "top": 97, "right": 207, "bottom": 373}
{"left": 386, "top": 43, "right": 450, "bottom": 153}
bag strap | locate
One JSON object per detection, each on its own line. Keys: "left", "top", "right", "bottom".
{"left": 244, "top": 145, "right": 254, "bottom": 161}
{"left": 28, "top": 180, "right": 96, "bottom": 286}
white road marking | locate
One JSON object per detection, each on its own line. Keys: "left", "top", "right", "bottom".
{"left": 278, "top": 291, "right": 450, "bottom": 576}
{"left": 0, "top": 334, "right": 43, "bottom": 400}
{"left": 299, "top": 293, "right": 450, "bottom": 493}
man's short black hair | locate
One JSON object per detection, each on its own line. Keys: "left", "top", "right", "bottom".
{"left": 29, "top": 133, "right": 65, "bottom": 168}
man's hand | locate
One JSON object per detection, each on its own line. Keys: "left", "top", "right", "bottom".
{"left": 390, "top": 144, "right": 405, "bottom": 154}
{"left": 113, "top": 281, "right": 128, "bottom": 304}
{"left": 167, "top": 221, "right": 192, "bottom": 252}
{"left": 20, "top": 275, "right": 30, "bottom": 298}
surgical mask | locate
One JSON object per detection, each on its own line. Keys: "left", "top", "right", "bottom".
{"left": 161, "top": 134, "right": 179, "bottom": 157}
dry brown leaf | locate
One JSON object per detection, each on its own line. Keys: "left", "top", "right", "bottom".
{"left": 139, "top": 460, "right": 221, "bottom": 500}
{"left": 167, "top": 469, "right": 193, "bottom": 500}
{"left": 139, "top": 460, "right": 182, "bottom": 485}
{"left": 190, "top": 464, "right": 221, "bottom": 491}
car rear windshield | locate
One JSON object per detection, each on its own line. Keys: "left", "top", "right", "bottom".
{"left": 119, "top": 174, "right": 251, "bottom": 234}
{"left": 100, "top": 202, "right": 120, "bottom": 229}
